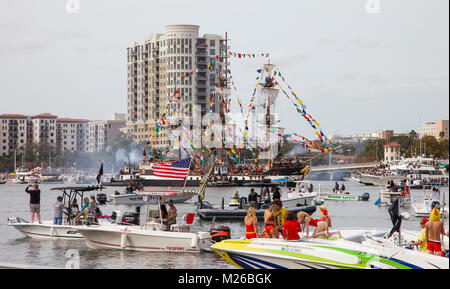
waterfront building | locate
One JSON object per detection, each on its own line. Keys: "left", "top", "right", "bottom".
{"left": 419, "top": 120, "right": 449, "bottom": 140}
{"left": 0, "top": 114, "right": 32, "bottom": 156}
{"left": 384, "top": 142, "right": 401, "bottom": 163}
{"left": 381, "top": 130, "right": 394, "bottom": 141}
{"left": 87, "top": 117, "right": 126, "bottom": 152}
{"left": 31, "top": 113, "right": 58, "bottom": 148}
{"left": 0, "top": 113, "right": 126, "bottom": 156}
{"left": 126, "top": 24, "right": 227, "bottom": 149}
{"left": 56, "top": 118, "right": 90, "bottom": 152}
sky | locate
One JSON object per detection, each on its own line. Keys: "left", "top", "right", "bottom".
{"left": 0, "top": 0, "right": 448, "bottom": 140}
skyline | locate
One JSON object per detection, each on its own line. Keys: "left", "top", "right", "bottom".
{"left": 0, "top": 0, "right": 448, "bottom": 140}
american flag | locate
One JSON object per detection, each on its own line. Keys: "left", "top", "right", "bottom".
{"left": 152, "top": 158, "right": 191, "bottom": 179}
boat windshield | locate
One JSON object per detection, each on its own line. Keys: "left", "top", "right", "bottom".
{"left": 343, "top": 232, "right": 387, "bottom": 243}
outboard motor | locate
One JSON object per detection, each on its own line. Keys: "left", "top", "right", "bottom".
{"left": 360, "top": 192, "right": 370, "bottom": 201}
{"left": 96, "top": 193, "right": 107, "bottom": 205}
{"left": 210, "top": 226, "right": 231, "bottom": 243}
{"left": 120, "top": 212, "right": 140, "bottom": 225}
{"left": 431, "top": 201, "right": 440, "bottom": 210}
{"left": 198, "top": 200, "right": 214, "bottom": 209}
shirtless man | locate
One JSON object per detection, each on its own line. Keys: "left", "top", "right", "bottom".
{"left": 425, "top": 208, "right": 446, "bottom": 256}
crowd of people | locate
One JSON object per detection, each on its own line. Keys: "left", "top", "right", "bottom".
{"left": 243, "top": 200, "right": 341, "bottom": 241}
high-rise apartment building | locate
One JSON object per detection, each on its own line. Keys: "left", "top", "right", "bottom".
{"left": 126, "top": 25, "right": 227, "bottom": 149}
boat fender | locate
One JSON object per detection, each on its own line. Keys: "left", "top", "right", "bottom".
{"left": 191, "top": 233, "right": 199, "bottom": 248}
{"left": 120, "top": 233, "right": 128, "bottom": 249}
{"left": 50, "top": 227, "right": 55, "bottom": 238}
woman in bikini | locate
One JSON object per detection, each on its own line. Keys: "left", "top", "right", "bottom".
{"left": 297, "top": 211, "right": 329, "bottom": 238}
{"left": 244, "top": 207, "right": 259, "bottom": 239}
{"left": 318, "top": 205, "right": 342, "bottom": 238}
{"left": 263, "top": 204, "right": 280, "bottom": 238}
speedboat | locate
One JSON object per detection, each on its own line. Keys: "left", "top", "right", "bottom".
{"left": 77, "top": 191, "right": 212, "bottom": 253}
{"left": 211, "top": 232, "right": 448, "bottom": 269}
{"left": 211, "top": 196, "right": 449, "bottom": 269}
{"left": 7, "top": 185, "right": 104, "bottom": 239}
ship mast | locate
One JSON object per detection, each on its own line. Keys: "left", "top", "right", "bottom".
{"left": 259, "top": 60, "right": 279, "bottom": 170}
{"left": 218, "top": 32, "right": 229, "bottom": 167}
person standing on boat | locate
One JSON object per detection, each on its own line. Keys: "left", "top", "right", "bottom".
{"left": 53, "top": 196, "right": 64, "bottom": 225}
{"left": 167, "top": 200, "right": 177, "bottom": 229}
{"left": 25, "top": 184, "right": 41, "bottom": 223}
{"left": 334, "top": 182, "right": 339, "bottom": 193}
{"left": 248, "top": 188, "right": 259, "bottom": 209}
{"left": 425, "top": 208, "right": 446, "bottom": 256}
{"left": 282, "top": 211, "right": 301, "bottom": 240}
{"left": 244, "top": 207, "right": 259, "bottom": 239}
{"left": 160, "top": 204, "right": 169, "bottom": 231}
{"left": 272, "top": 187, "right": 281, "bottom": 200}
{"left": 408, "top": 218, "right": 428, "bottom": 252}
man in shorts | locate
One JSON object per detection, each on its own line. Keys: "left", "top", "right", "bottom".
{"left": 425, "top": 208, "right": 446, "bottom": 256}
{"left": 25, "top": 184, "right": 41, "bottom": 223}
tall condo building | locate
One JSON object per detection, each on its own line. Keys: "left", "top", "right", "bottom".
{"left": 126, "top": 24, "right": 228, "bottom": 149}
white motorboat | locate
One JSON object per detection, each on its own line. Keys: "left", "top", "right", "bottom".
{"left": 412, "top": 198, "right": 440, "bottom": 217}
{"left": 276, "top": 180, "right": 318, "bottom": 208}
{"left": 378, "top": 190, "right": 410, "bottom": 207}
{"left": 7, "top": 185, "right": 104, "bottom": 239}
{"left": 108, "top": 189, "right": 197, "bottom": 206}
{"left": 77, "top": 191, "right": 212, "bottom": 253}
{"left": 320, "top": 191, "right": 370, "bottom": 202}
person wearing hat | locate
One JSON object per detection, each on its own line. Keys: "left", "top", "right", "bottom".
{"left": 25, "top": 184, "right": 41, "bottom": 223}
{"left": 408, "top": 218, "right": 428, "bottom": 253}
{"left": 425, "top": 208, "right": 445, "bottom": 256}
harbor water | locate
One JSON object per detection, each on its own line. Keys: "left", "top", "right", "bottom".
{"left": 0, "top": 181, "right": 448, "bottom": 269}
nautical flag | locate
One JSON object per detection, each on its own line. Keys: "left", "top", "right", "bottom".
{"left": 96, "top": 162, "right": 103, "bottom": 184}
{"left": 152, "top": 158, "right": 191, "bottom": 179}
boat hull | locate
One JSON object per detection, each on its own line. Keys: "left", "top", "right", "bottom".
{"left": 211, "top": 237, "right": 449, "bottom": 269}
{"left": 7, "top": 219, "right": 82, "bottom": 239}
{"left": 359, "top": 174, "right": 403, "bottom": 186}
{"left": 78, "top": 225, "right": 211, "bottom": 253}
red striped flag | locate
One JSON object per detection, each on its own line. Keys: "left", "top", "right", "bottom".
{"left": 152, "top": 158, "right": 191, "bottom": 179}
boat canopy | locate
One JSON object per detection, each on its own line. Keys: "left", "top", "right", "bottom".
{"left": 134, "top": 190, "right": 184, "bottom": 196}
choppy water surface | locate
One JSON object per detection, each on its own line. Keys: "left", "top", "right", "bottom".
{"left": 0, "top": 181, "right": 448, "bottom": 268}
